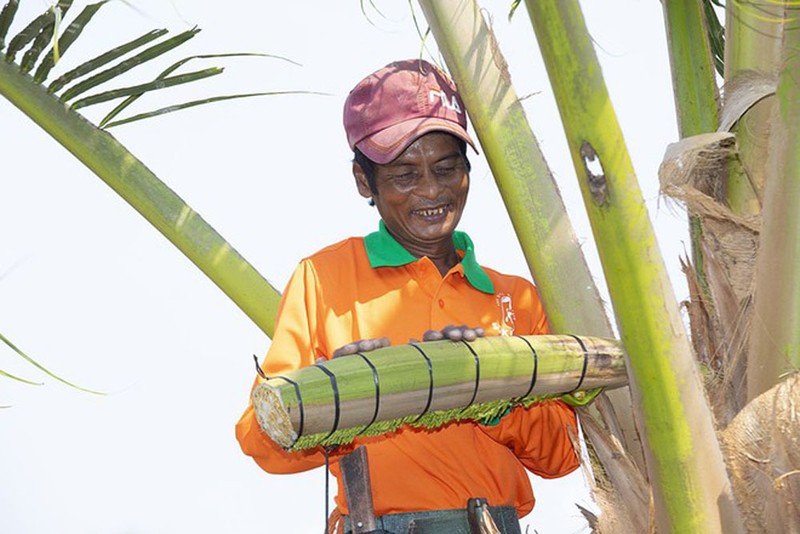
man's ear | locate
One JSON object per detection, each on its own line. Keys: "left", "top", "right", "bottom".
{"left": 353, "top": 162, "right": 374, "bottom": 199}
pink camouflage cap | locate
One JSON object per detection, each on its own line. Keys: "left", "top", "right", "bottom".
{"left": 343, "top": 59, "right": 477, "bottom": 164}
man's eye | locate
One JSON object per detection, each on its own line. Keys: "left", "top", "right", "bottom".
{"left": 392, "top": 173, "right": 415, "bottom": 183}
{"left": 434, "top": 167, "right": 456, "bottom": 176}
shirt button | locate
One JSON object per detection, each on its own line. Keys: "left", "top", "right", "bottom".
{"left": 438, "top": 299, "right": 445, "bottom": 308}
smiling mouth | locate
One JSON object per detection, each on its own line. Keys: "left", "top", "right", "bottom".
{"left": 413, "top": 205, "right": 451, "bottom": 218}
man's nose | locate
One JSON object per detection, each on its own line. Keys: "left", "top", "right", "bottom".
{"left": 415, "top": 169, "right": 442, "bottom": 198}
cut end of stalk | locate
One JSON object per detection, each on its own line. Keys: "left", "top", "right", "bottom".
{"left": 252, "top": 382, "right": 296, "bottom": 448}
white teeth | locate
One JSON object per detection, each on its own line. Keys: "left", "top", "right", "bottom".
{"left": 416, "top": 207, "right": 447, "bottom": 217}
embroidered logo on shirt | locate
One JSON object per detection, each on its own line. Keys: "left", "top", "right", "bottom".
{"left": 492, "top": 293, "right": 516, "bottom": 336}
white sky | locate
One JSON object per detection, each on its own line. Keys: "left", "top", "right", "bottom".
{"left": 1, "top": 1, "right": 685, "bottom": 532}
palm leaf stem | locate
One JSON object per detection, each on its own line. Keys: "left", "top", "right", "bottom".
{"left": 661, "top": 0, "right": 722, "bottom": 324}
{"left": 724, "top": 0, "right": 783, "bottom": 214}
{"left": 524, "top": 1, "right": 742, "bottom": 531}
{"left": 663, "top": 0, "right": 720, "bottom": 138}
{"left": 0, "top": 55, "right": 281, "bottom": 337}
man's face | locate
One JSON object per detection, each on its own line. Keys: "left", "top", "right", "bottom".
{"left": 355, "top": 132, "right": 470, "bottom": 250}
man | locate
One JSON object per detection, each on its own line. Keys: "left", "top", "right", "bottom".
{"left": 236, "top": 59, "right": 579, "bottom": 534}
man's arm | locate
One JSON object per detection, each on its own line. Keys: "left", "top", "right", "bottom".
{"left": 236, "top": 259, "right": 344, "bottom": 473}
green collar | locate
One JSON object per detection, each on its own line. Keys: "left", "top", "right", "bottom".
{"left": 364, "top": 220, "right": 495, "bottom": 294}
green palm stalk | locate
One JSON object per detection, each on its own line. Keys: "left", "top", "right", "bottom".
{"left": 253, "top": 334, "right": 624, "bottom": 450}
{"left": 724, "top": 0, "right": 783, "bottom": 214}
{"left": 663, "top": 0, "right": 719, "bottom": 138}
{"left": 747, "top": 7, "right": 800, "bottom": 400}
{"left": 524, "top": 1, "right": 742, "bottom": 531}
{"left": 0, "top": 2, "right": 287, "bottom": 337}
{"left": 661, "top": 0, "right": 720, "bottom": 299}
{"left": 0, "top": 57, "right": 281, "bottom": 336}
{"left": 416, "top": 0, "right": 643, "bottom": 465}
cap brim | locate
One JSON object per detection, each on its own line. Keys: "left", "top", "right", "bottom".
{"left": 355, "top": 117, "right": 478, "bottom": 164}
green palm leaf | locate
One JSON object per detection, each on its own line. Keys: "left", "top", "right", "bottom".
{"left": 19, "top": 9, "right": 55, "bottom": 73}
{"left": 59, "top": 26, "right": 200, "bottom": 101}
{"left": 0, "top": 367, "right": 42, "bottom": 385}
{"left": 34, "top": 0, "right": 108, "bottom": 83}
{"left": 0, "top": 332, "right": 102, "bottom": 393}
{"left": 5, "top": 0, "right": 71, "bottom": 62}
{"left": 0, "top": 0, "right": 20, "bottom": 52}
{"left": 71, "top": 66, "right": 222, "bottom": 109}
{"left": 103, "top": 90, "right": 321, "bottom": 128}
{"left": 47, "top": 28, "right": 168, "bottom": 93}
{"left": 99, "top": 52, "right": 300, "bottom": 127}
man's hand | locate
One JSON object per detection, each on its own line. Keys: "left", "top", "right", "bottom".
{"left": 330, "top": 337, "right": 391, "bottom": 359}
{"left": 421, "top": 324, "right": 485, "bottom": 342}
{"left": 322, "top": 325, "right": 483, "bottom": 363}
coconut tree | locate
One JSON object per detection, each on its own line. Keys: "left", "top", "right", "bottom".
{"left": 3, "top": 0, "right": 799, "bottom": 532}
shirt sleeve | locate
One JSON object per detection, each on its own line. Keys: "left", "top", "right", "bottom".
{"left": 480, "top": 400, "right": 580, "bottom": 478}
{"left": 235, "top": 259, "right": 346, "bottom": 474}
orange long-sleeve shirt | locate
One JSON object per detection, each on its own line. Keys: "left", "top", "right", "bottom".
{"left": 236, "top": 223, "right": 579, "bottom": 517}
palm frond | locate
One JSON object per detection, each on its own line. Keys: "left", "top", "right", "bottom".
{"left": 59, "top": 26, "right": 201, "bottom": 101}
{"left": 103, "top": 90, "right": 324, "bottom": 128}
{"left": 0, "top": 332, "right": 102, "bottom": 393}
{"left": 0, "top": 0, "right": 21, "bottom": 52}
{"left": 19, "top": 1, "right": 67, "bottom": 73}
{"left": 48, "top": 28, "right": 168, "bottom": 93}
{"left": 4, "top": 0, "right": 70, "bottom": 62}
{"left": 34, "top": 0, "right": 108, "bottom": 83}
{"left": 0, "top": 367, "right": 42, "bottom": 385}
{"left": 99, "top": 52, "right": 297, "bottom": 127}
{"left": 71, "top": 66, "right": 222, "bottom": 110}
{"left": 703, "top": 0, "right": 725, "bottom": 76}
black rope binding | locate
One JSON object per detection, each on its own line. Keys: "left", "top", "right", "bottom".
{"left": 252, "top": 354, "right": 268, "bottom": 379}
{"left": 409, "top": 343, "right": 435, "bottom": 423}
{"left": 514, "top": 335, "right": 539, "bottom": 399}
{"left": 355, "top": 352, "right": 381, "bottom": 435}
{"left": 566, "top": 334, "right": 590, "bottom": 392}
{"left": 460, "top": 339, "right": 481, "bottom": 410}
{"left": 313, "top": 363, "right": 341, "bottom": 442}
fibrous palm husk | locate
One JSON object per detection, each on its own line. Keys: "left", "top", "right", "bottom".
{"left": 722, "top": 372, "right": 800, "bottom": 533}
{"left": 578, "top": 409, "right": 651, "bottom": 533}
{"left": 660, "top": 132, "right": 760, "bottom": 424}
